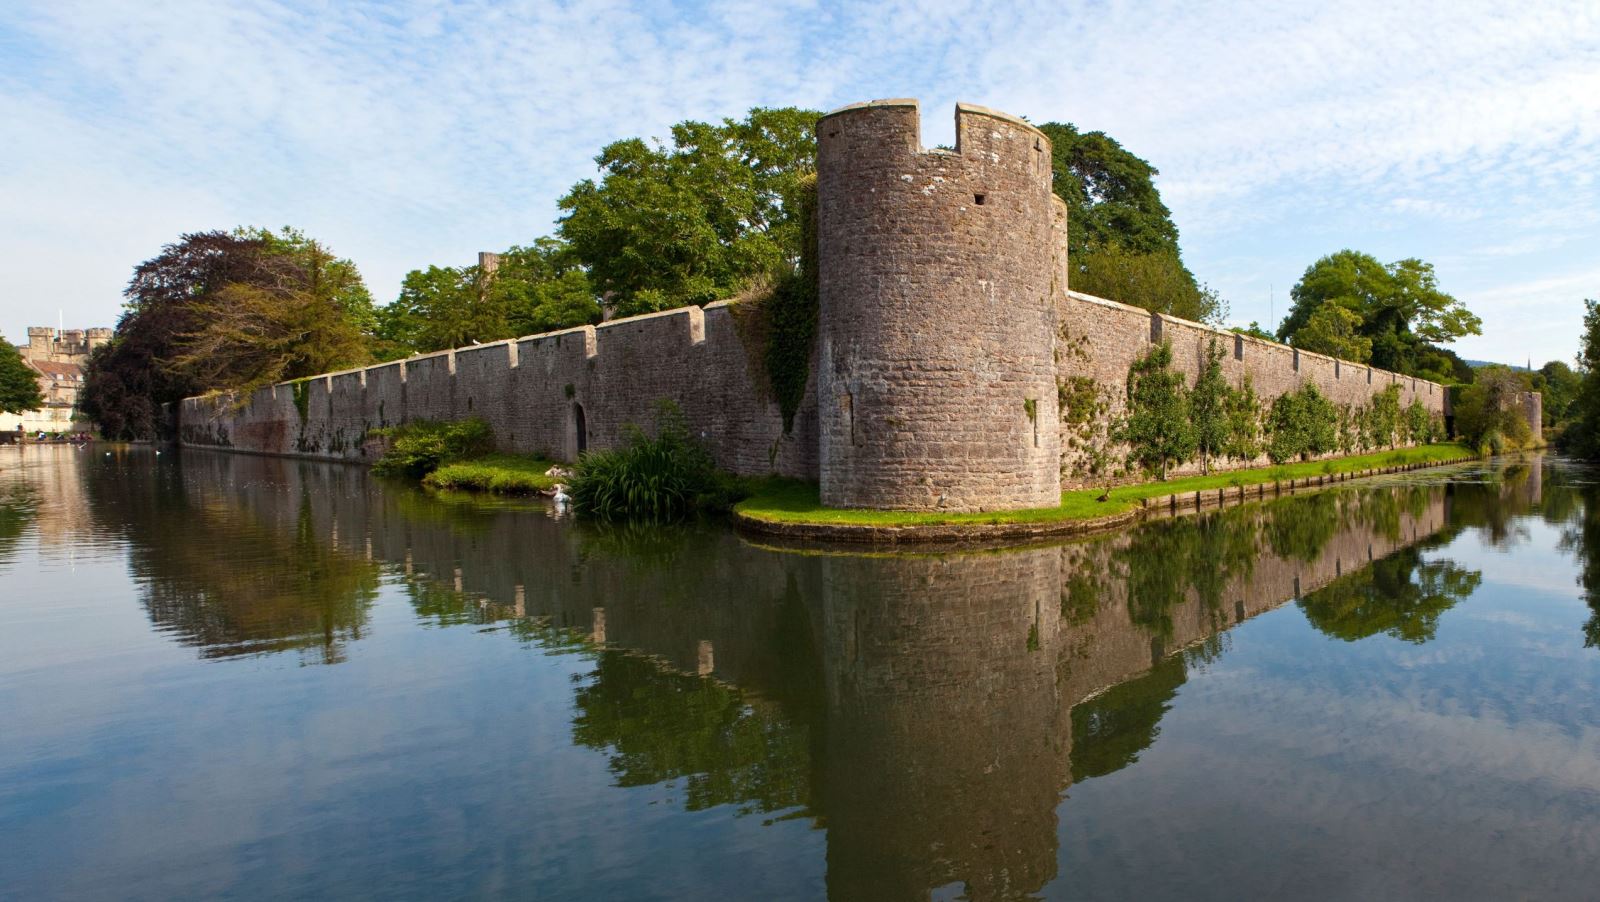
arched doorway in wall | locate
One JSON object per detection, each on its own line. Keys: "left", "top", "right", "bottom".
{"left": 572, "top": 402, "right": 587, "bottom": 456}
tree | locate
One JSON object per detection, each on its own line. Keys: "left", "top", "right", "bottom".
{"left": 377, "top": 265, "right": 498, "bottom": 355}
{"left": 1071, "top": 242, "right": 1226, "bottom": 323}
{"left": 81, "top": 228, "right": 377, "bottom": 439}
{"left": 1535, "top": 360, "right": 1581, "bottom": 428}
{"left": 1453, "top": 365, "right": 1533, "bottom": 452}
{"left": 1191, "top": 339, "right": 1230, "bottom": 474}
{"left": 498, "top": 240, "right": 601, "bottom": 337}
{"left": 1038, "top": 122, "right": 1225, "bottom": 324}
{"left": 171, "top": 229, "right": 375, "bottom": 395}
{"left": 557, "top": 107, "right": 819, "bottom": 317}
{"left": 1223, "top": 374, "right": 1262, "bottom": 460}
{"left": 375, "top": 239, "right": 600, "bottom": 357}
{"left": 1293, "top": 303, "right": 1373, "bottom": 362}
{"left": 1267, "top": 383, "right": 1338, "bottom": 463}
{"left": 1121, "top": 342, "right": 1194, "bottom": 479}
{"left": 1278, "top": 250, "right": 1481, "bottom": 376}
{"left": 1231, "top": 322, "right": 1274, "bottom": 341}
{"left": 0, "top": 336, "right": 44, "bottom": 415}
{"left": 1566, "top": 301, "right": 1600, "bottom": 460}
{"left": 81, "top": 231, "right": 263, "bottom": 439}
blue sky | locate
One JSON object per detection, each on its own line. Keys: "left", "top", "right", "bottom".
{"left": 2, "top": 0, "right": 1596, "bottom": 366}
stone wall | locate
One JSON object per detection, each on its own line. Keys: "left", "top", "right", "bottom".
{"left": 179, "top": 301, "right": 819, "bottom": 479}
{"left": 178, "top": 98, "right": 1488, "bottom": 509}
{"left": 1056, "top": 290, "right": 1449, "bottom": 487}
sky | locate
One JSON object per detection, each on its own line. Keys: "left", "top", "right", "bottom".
{"left": 1, "top": 0, "right": 1597, "bottom": 366}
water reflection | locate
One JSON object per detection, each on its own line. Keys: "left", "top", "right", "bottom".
{"left": 24, "top": 448, "right": 1600, "bottom": 898}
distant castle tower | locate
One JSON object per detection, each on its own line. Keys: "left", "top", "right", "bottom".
{"left": 815, "top": 100, "right": 1063, "bottom": 511}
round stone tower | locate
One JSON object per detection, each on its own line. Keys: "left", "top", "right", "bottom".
{"left": 816, "top": 100, "right": 1061, "bottom": 511}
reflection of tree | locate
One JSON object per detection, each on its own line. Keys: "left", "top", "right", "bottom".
{"left": 0, "top": 481, "right": 39, "bottom": 566}
{"left": 1265, "top": 491, "right": 1340, "bottom": 562}
{"left": 570, "top": 650, "right": 814, "bottom": 817}
{"left": 1070, "top": 652, "right": 1186, "bottom": 782}
{"left": 88, "top": 462, "right": 377, "bottom": 665}
{"left": 1298, "top": 545, "right": 1480, "bottom": 644}
{"left": 1558, "top": 485, "right": 1600, "bottom": 648}
{"left": 1113, "top": 506, "right": 1261, "bottom": 639}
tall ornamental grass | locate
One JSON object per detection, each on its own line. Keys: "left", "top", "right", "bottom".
{"left": 570, "top": 402, "right": 736, "bottom": 520}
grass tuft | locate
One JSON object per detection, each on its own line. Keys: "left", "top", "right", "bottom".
{"left": 422, "top": 454, "right": 561, "bottom": 495}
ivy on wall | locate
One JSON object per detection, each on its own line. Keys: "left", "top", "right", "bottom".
{"left": 731, "top": 174, "right": 817, "bottom": 434}
{"left": 1100, "top": 341, "right": 1445, "bottom": 479}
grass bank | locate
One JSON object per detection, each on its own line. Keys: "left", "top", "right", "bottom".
{"left": 735, "top": 443, "right": 1473, "bottom": 528}
{"left": 421, "top": 454, "right": 562, "bottom": 495}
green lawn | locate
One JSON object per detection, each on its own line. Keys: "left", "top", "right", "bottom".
{"left": 422, "top": 454, "right": 562, "bottom": 495}
{"left": 734, "top": 443, "right": 1473, "bottom": 527}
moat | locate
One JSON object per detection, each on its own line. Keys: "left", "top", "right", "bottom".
{"left": 3, "top": 446, "right": 1599, "bottom": 900}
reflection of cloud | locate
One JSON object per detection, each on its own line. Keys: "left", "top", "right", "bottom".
{"left": 1058, "top": 647, "right": 1600, "bottom": 896}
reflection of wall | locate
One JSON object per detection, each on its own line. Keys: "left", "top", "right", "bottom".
{"left": 809, "top": 488, "right": 1448, "bottom": 900}
{"left": 149, "top": 451, "right": 1456, "bottom": 900}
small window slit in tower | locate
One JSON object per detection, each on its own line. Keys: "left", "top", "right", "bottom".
{"left": 974, "top": 193, "right": 986, "bottom": 206}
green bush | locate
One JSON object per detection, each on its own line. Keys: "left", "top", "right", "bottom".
{"left": 372, "top": 418, "right": 494, "bottom": 478}
{"left": 1267, "top": 383, "right": 1339, "bottom": 463}
{"left": 422, "top": 454, "right": 558, "bottom": 494}
{"left": 570, "top": 401, "right": 737, "bottom": 520}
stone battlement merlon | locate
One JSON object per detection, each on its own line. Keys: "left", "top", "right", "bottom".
{"left": 1065, "top": 289, "right": 1445, "bottom": 398}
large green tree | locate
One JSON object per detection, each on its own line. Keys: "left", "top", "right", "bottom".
{"left": 1038, "top": 122, "right": 1223, "bottom": 323}
{"left": 0, "top": 335, "right": 44, "bottom": 415}
{"left": 81, "top": 228, "right": 376, "bottom": 439}
{"left": 375, "top": 239, "right": 599, "bottom": 357}
{"left": 1278, "top": 250, "right": 1481, "bottom": 378}
{"left": 1562, "top": 300, "right": 1600, "bottom": 460}
{"left": 557, "top": 107, "right": 819, "bottom": 318}
{"left": 172, "top": 228, "right": 375, "bottom": 396}
{"left": 1533, "top": 360, "right": 1581, "bottom": 428}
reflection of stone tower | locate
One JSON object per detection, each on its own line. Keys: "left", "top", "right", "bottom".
{"left": 818, "top": 548, "right": 1067, "bottom": 900}
{"left": 816, "top": 101, "right": 1062, "bottom": 511}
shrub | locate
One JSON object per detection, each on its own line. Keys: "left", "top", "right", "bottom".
{"left": 1454, "top": 367, "right": 1532, "bottom": 452}
{"left": 569, "top": 401, "right": 734, "bottom": 520}
{"left": 422, "top": 454, "right": 558, "bottom": 494}
{"left": 1120, "top": 342, "right": 1194, "bottom": 479}
{"left": 372, "top": 418, "right": 494, "bottom": 478}
{"left": 1267, "top": 383, "right": 1338, "bottom": 463}
{"left": 1404, "top": 399, "right": 1432, "bottom": 445}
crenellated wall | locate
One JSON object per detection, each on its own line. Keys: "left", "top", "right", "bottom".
{"left": 1056, "top": 290, "right": 1451, "bottom": 486}
{"left": 177, "top": 98, "right": 1517, "bottom": 509}
{"left": 180, "top": 301, "right": 820, "bottom": 479}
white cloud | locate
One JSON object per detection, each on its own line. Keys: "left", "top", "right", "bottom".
{"left": 2, "top": 0, "right": 1597, "bottom": 363}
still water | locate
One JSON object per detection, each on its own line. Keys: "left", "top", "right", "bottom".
{"left": 2, "top": 446, "right": 1598, "bottom": 900}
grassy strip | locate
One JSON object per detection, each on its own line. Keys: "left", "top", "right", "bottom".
{"left": 735, "top": 443, "right": 1473, "bottom": 527}
{"left": 422, "top": 454, "right": 561, "bottom": 495}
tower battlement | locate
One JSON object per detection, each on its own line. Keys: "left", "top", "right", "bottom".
{"left": 815, "top": 100, "right": 1063, "bottom": 511}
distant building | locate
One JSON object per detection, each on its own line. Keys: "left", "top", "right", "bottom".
{"left": 1, "top": 327, "right": 111, "bottom": 434}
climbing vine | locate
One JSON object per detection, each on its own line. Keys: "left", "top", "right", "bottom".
{"left": 290, "top": 379, "right": 310, "bottom": 423}
{"left": 732, "top": 173, "right": 819, "bottom": 438}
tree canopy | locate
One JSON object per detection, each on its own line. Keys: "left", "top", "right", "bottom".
{"left": 81, "top": 228, "right": 376, "bottom": 439}
{"left": 1562, "top": 300, "right": 1600, "bottom": 460}
{"left": 1278, "top": 250, "right": 1481, "bottom": 379}
{"left": 0, "top": 336, "right": 44, "bottom": 415}
{"left": 557, "top": 107, "right": 819, "bottom": 318}
{"left": 375, "top": 239, "right": 599, "bottom": 357}
{"left": 1038, "top": 122, "right": 1223, "bottom": 324}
